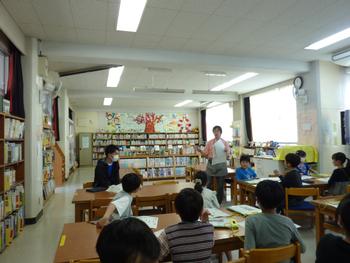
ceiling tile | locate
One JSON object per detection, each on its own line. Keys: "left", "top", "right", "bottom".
{"left": 19, "top": 23, "right": 46, "bottom": 38}
{"left": 32, "top": 0, "right": 74, "bottom": 27}
{"left": 182, "top": 39, "right": 212, "bottom": 53}
{"left": 245, "top": 0, "right": 298, "bottom": 21}
{"left": 132, "top": 34, "right": 162, "bottom": 49}
{"left": 180, "top": 0, "right": 223, "bottom": 14}
{"left": 43, "top": 25, "right": 78, "bottom": 42}
{"left": 77, "top": 29, "right": 106, "bottom": 45}
{"left": 214, "top": 0, "right": 261, "bottom": 18}
{"left": 165, "top": 12, "right": 208, "bottom": 38}
{"left": 137, "top": 7, "right": 178, "bottom": 35}
{"left": 70, "top": 0, "right": 108, "bottom": 30}
{"left": 105, "top": 31, "right": 134, "bottom": 46}
{"left": 106, "top": 2, "right": 118, "bottom": 32}
{"left": 157, "top": 36, "right": 189, "bottom": 50}
{"left": 147, "top": 0, "right": 184, "bottom": 10}
{"left": 1, "top": 0, "right": 41, "bottom": 25}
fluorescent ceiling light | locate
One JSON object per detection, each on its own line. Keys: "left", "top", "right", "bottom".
{"left": 203, "top": 71, "right": 227, "bottom": 77}
{"left": 116, "top": 0, "right": 147, "bottom": 32}
{"left": 103, "top": 98, "right": 113, "bottom": 106}
{"left": 210, "top": 72, "right": 258, "bottom": 91}
{"left": 207, "top": 101, "right": 222, "bottom": 108}
{"left": 174, "top": 100, "right": 193, "bottom": 107}
{"left": 305, "top": 27, "right": 350, "bottom": 50}
{"left": 107, "top": 66, "right": 124, "bottom": 87}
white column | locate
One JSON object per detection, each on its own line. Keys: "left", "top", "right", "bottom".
{"left": 58, "top": 87, "right": 70, "bottom": 179}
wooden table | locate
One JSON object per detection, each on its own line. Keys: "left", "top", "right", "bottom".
{"left": 237, "top": 177, "right": 329, "bottom": 206}
{"left": 191, "top": 163, "right": 236, "bottom": 203}
{"left": 72, "top": 182, "right": 194, "bottom": 222}
{"left": 54, "top": 211, "right": 245, "bottom": 263}
{"left": 310, "top": 196, "right": 344, "bottom": 244}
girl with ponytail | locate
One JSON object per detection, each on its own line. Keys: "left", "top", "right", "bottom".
{"left": 194, "top": 171, "right": 220, "bottom": 208}
{"left": 328, "top": 152, "right": 350, "bottom": 195}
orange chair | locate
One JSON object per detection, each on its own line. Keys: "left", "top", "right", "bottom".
{"left": 89, "top": 199, "right": 112, "bottom": 221}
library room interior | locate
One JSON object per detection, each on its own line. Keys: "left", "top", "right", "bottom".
{"left": 1, "top": 0, "right": 350, "bottom": 263}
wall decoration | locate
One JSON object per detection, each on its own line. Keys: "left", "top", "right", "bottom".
{"left": 102, "top": 112, "right": 195, "bottom": 133}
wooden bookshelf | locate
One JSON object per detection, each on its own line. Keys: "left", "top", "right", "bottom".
{"left": 0, "top": 113, "right": 25, "bottom": 253}
{"left": 42, "top": 126, "right": 56, "bottom": 203}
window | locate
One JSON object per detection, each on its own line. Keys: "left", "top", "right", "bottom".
{"left": 250, "top": 85, "right": 298, "bottom": 143}
{"left": 206, "top": 103, "right": 233, "bottom": 141}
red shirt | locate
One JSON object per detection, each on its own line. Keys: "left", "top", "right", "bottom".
{"left": 203, "top": 138, "right": 230, "bottom": 159}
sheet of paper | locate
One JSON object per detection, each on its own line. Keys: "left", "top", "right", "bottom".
{"left": 316, "top": 177, "right": 330, "bottom": 183}
{"left": 207, "top": 208, "right": 230, "bottom": 218}
{"left": 209, "top": 218, "right": 233, "bottom": 228}
{"left": 135, "top": 216, "right": 159, "bottom": 229}
{"left": 106, "top": 184, "right": 123, "bottom": 193}
{"left": 227, "top": 205, "right": 262, "bottom": 216}
{"left": 302, "top": 176, "right": 313, "bottom": 180}
{"left": 82, "top": 136, "right": 90, "bottom": 149}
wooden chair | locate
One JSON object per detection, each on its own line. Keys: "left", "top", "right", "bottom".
{"left": 89, "top": 199, "right": 112, "bottom": 221}
{"left": 133, "top": 194, "right": 170, "bottom": 216}
{"left": 69, "top": 259, "right": 100, "bottom": 263}
{"left": 232, "top": 242, "right": 301, "bottom": 263}
{"left": 153, "top": 180, "right": 178, "bottom": 186}
{"left": 83, "top": 182, "right": 94, "bottom": 188}
{"left": 169, "top": 193, "right": 177, "bottom": 213}
{"left": 347, "top": 184, "right": 350, "bottom": 193}
{"left": 285, "top": 187, "right": 319, "bottom": 224}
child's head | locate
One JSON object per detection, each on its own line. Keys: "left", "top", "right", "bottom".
{"left": 212, "top": 125, "right": 222, "bottom": 139}
{"left": 255, "top": 180, "right": 284, "bottom": 210}
{"left": 336, "top": 193, "right": 350, "bottom": 236}
{"left": 194, "top": 171, "right": 208, "bottom": 194}
{"left": 332, "top": 152, "right": 349, "bottom": 167}
{"left": 285, "top": 153, "right": 301, "bottom": 168}
{"left": 240, "top": 154, "right": 251, "bottom": 169}
{"left": 105, "top": 144, "right": 118, "bottom": 159}
{"left": 122, "top": 173, "right": 141, "bottom": 193}
{"left": 96, "top": 217, "right": 160, "bottom": 263}
{"left": 296, "top": 150, "right": 307, "bottom": 162}
{"left": 175, "top": 188, "right": 203, "bottom": 222}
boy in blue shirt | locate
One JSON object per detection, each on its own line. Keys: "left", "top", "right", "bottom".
{"left": 296, "top": 150, "right": 317, "bottom": 175}
{"left": 236, "top": 155, "right": 257, "bottom": 180}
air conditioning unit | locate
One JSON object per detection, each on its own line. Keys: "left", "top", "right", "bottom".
{"left": 332, "top": 48, "right": 350, "bottom": 66}
{"left": 38, "top": 56, "right": 49, "bottom": 78}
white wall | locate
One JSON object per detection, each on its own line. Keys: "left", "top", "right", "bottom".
{"left": 0, "top": 2, "right": 26, "bottom": 54}
{"left": 22, "top": 38, "right": 43, "bottom": 219}
{"left": 58, "top": 88, "right": 70, "bottom": 179}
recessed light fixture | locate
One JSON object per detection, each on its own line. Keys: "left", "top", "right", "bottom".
{"left": 174, "top": 100, "right": 193, "bottom": 107}
{"left": 116, "top": 0, "right": 147, "bottom": 32}
{"left": 210, "top": 72, "right": 258, "bottom": 91}
{"left": 107, "top": 66, "right": 124, "bottom": 87}
{"left": 103, "top": 98, "right": 113, "bottom": 106}
{"left": 203, "top": 71, "right": 227, "bottom": 77}
{"left": 207, "top": 101, "right": 222, "bottom": 108}
{"left": 305, "top": 27, "right": 350, "bottom": 50}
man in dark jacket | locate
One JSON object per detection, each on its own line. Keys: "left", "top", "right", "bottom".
{"left": 93, "top": 144, "right": 120, "bottom": 188}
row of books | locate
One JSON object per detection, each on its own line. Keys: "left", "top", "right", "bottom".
{"left": 4, "top": 118, "right": 24, "bottom": 139}
{"left": 42, "top": 130, "right": 55, "bottom": 148}
{"left": 2, "top": 185, "right": 24, "bottom": 218}
{"left": 93, "top": 134, "right": 148, "bottom": 140}
{"left": 4, "top": 143, "right": 23, "bottom": 164}
{"left": 93, "top": 133, "right": 198, "bottom": 140}
{"left": 43, "top": 179, "right": 55, "bottom": 200}
{"left": 119, "top": 159, "right": 147, "bottom": 169}
{"left": 43, "top": 164, "right": 54, "bottom": 182}
{"left": 93, "top": 140, "right": 199, "bottom": 147}
{"left": 166, "top": 133, "right": 199, "bottom": 139}
{"left": 167, "top": 139, "right": 199, "bottom": 145}
{"left": 175, "top": 157, "right": 200, "bottom": 166}
{"left": 43, "top": 150, "right": 54, "bottom": 165}
{"left": 147, "top": 167, "right": 174, "bottom": 177}
{"left": 147, "top": 157, "right": 174, "bottom": 167}
{"left": 0, "top": 207, "right": 24, "bottom": 252}
{"left": 3, "top": 169, "right": 16, "bottom": 192}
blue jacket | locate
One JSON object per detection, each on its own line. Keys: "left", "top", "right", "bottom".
{"left": 236, "top": 167, "right": 257, "bottom": 181}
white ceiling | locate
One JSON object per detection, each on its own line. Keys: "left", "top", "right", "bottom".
{"left": 2, "top": 0, "right": 350, "bottom": 109}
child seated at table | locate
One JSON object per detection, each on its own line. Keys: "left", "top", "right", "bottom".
{"left": 236, "top": 154, "right": 257, "bottom": 181}
{"left": 157, "top": 188, "right": 214, "bottom": 263}
{"left": 328, "top": 152, "right": 350, "bottom": 195}
{"left": 245, "top": 180, "right": 306, "bottom": 253}
{"left": 296, "top": 150, "right": 317, "bottom": 175}
{"left": 194, "top": 171, "right": 220, "bottom": 209}
{"left": 316, "top": 193, "right": 350, "bottom": 263}
{"left": 97, "top": 173, "right": 141, "bottom": 228}
{"left": 96, "top": 217, "right": 160, "bottom": 263}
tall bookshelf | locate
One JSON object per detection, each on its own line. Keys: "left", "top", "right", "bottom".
{"left": 0, "top": 113, "right": 25, "bottom": 253}
{"left": 42, "top": 124, "right": 55, "bottom": 204}
{"left": 92, "top": 132, "right": 201, "bottom": 181}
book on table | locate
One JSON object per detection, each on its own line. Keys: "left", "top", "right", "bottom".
{"left": 227, "top": 205, "right": 262, "bottom": 216}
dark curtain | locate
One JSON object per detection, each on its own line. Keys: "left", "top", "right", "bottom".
{"left": 10, "top": 49, "right": 25, "bottom": 117}
{"left": 200, "top": 109, "right": 207, "bottom": 143}
{"left": 53, "top": 97, "right": 60, "bottom": 141}
{"left": 243, "top": 97, "right": 253, "bottom": 142}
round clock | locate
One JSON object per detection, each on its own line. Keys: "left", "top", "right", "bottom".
{"left": 293, "top": 76, "right": 303, "bottom": 90}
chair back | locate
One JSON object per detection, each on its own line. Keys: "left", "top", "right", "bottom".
{"left": 133, "top": 194, "right": 170, "bottom": 216}
{"left": 169, "top": 193, "right": 177, "bottom": 213}
{"left": 285, "top": 187, "right": 319, "bottom": 218}
{"left": 83, "top": 182, "right": 94, "bottom": 188}
{"left": 240, "top": 242, "right": 301, "bottom": 263}
{"left": 89, "top": 199, "right": 112, "bottom": 221}
{"left": 153, "top": 180, "right": 178, "bottom": 186}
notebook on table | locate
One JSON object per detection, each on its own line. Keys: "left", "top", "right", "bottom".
{"left": 227, "top": 205, "right": 262, "bottom": 216}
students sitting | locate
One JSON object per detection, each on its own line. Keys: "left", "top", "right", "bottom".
{"left": 194, "top": 171, "right": 220, "bottom": 208}
{"left": 245, "top": 180, "right": 306, "bottom": 253}
{"left": 158, "top": 188, "right": 214, "bottom": 263}
{"left": 93, "top": 144, "right": 120, "bottom": 188}
{"left": 236, "top": 154, "right": 257, "bottom": 181}
{"left": 96, "top": 217, "right": 160, "bottom": 263}
{"left": 295, "top": 150, "right": 317, "bottom": 175}
{"left": 97, "top": 173, "right": 141, "bottom": 228}
{"left": 328, "top": 152, "right": 350, "bottom": 195}
{"left": 316, "top": 193, "right": 350, "bottom": 263}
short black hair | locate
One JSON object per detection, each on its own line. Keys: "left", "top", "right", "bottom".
{"left": 212, "top": 125, "right": 222, "bottom": 133}
{"left": 285, "top": 153, "right": 301, "bottom": 168}
{"left": 121, "top": 173, "right": 141, "bottom": 193}
{"left": 240, "top": 154, "right": 251, "bottom": 163}
{"left": 255, "top": 180, "right": 284, "bottom": 209}
{"left": 296, "top": 150, "right": 306, "bottom": 158}
{"left": 175, "top": 188, "right": 203, "bottom": 222}
{"left": 105, "top": 144, "right": 118, "bottom": 156}
{"left": 336, "top": 193, "right": 350, "bottom": 235}
{"left": 194, "top": 171, "right": 208, "bottom": 194}
{"left": 96, "top": 217, "right": 160, "bottom": 263}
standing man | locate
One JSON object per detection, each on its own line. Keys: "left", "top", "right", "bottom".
{"left": 198, "top": 126, "right": 230, "bottom": 204}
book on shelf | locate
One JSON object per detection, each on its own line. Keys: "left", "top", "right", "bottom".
{"left": 4, "top": 169, "right": 16, "bottom": 192}
{"left": 4, "top": 143, "right": 22, "bottom": 164}
{"left": 2, "top": 206, "right": 24, "bottom": 248}
{"left": 4, "top": 118, "right": 24, "bottom": 139}
{"left": 43, "top": 179, "right": 56, "bottom": 200}
{"left": 0, "top": 197, "right": 4, "bottom": 221}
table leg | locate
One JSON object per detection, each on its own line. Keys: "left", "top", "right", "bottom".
{"left": 315, "top": 207, "right": 324, "bottom": 244}
{"left": 231, "top": 174, "right": 236, "bottom": 204}
{"left": 75, "top": 204, "right": 83, "bottom": 222}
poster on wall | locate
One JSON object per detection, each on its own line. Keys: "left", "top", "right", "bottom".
{"left": 103, "top": 112, "right": 194, "bottom": 133}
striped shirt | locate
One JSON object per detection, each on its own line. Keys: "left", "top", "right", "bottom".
{"left": 158, "top": 221, "right": 214, "bottom": 263}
